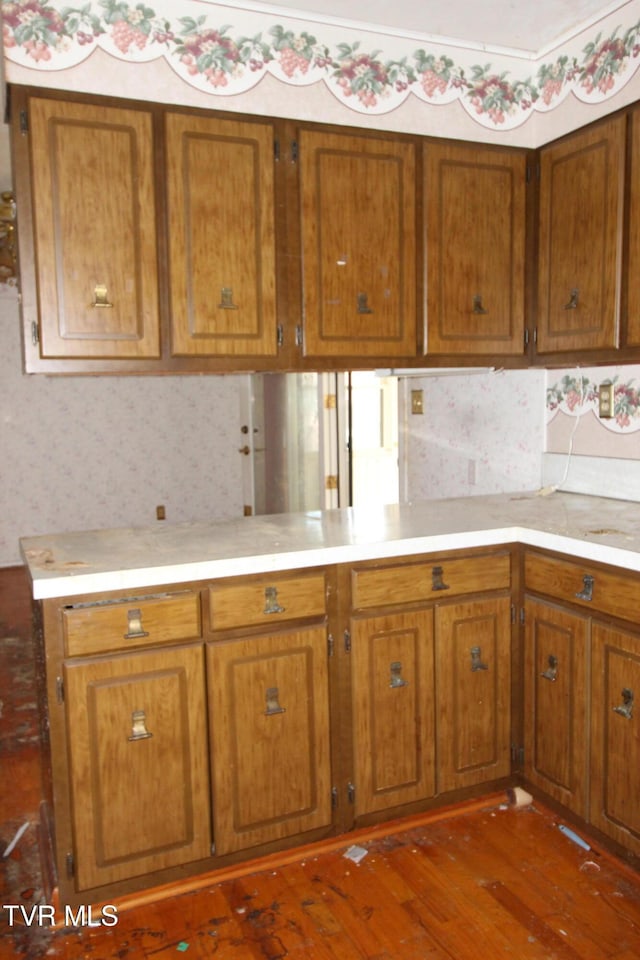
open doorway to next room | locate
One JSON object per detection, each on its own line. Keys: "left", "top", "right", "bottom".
{"left": 240, "top": 372, "right": 400, "bottom": 515}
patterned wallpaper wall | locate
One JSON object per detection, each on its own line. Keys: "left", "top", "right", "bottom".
{"left": 402, "top": 369, "right": 546, "bottom": 502}
{"left": 0, "top": 291, "right": 246, "bottom": 566}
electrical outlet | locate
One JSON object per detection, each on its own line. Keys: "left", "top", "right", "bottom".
{"left": 598, "top": 382, "right": 614, "bottom": 419}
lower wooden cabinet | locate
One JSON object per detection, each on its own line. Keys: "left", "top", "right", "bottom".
{"left": 523, "top": 549, "right": 640, "bottom": 855}
{"left": 350, "top": 610, "right": 435, "bottom": 815}
{"left": 64, "top": 644, "right": 211, "bottom": 891}
{"left": 591, "top": 623, "right": 640, "bottom": 854}
{"left": 435, "top": 596, "right": 512, "bottom": 793}
{"left": 206, "top": 626, "right": 332, "bottom": 855}
{"left": 523, "top": 598, "right": 589, "bottom": 816}
{"left": 349, "top": 554, "right": 513, "bottom": 820}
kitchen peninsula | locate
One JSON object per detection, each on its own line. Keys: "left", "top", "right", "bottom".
{"left": 21, "top": 491, "right": 640, "bottom": 909}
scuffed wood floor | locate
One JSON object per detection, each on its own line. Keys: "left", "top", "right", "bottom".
{"left": 3, "top": 574, "right": 640, "bottom": 959}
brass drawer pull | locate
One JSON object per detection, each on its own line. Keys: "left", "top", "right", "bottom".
{"left": 218, "top": 286, "right": 239, "bottom": 310}
{"left": 541, "top": 654, "right": 558, "bottom": 682}
{"left": 575, "top": 574, "right": 594, "bottom": 601}
{"left": 128, "top": 709, "right": 153, "bottom": 741}
{"left": 432, "top": 565, "right": 449, "bottom": 591}
{"left": 613, "top": 687, "right": 634, "bottom": 720}
{"left": 470, "top": 646, "right": 488, "bottom": 672}
{"left": 564, "top": 288, "right": 579, "bottom": 310}
{"left": 356, "top": 292, "right": 373, "bottom": 314}
{"left": 263, "top": 586, "right": 285, "bottom": 614}
{"left": 91, "top": 283, "right": 113, "bottom": 308}
{"left": 389, "top": 661, "right": 409, "bottom": 688}
{"left": 124, "top": 608, "right": 149, "bottom": 640}
{"left": 265, "top": 686, "right": 285, "bottom": 716}
{"left": 472, "top": 294, "right": 488, "bottom": 315}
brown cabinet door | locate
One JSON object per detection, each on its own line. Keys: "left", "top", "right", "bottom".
{"left": 207, "top": 626, "right": 332, "bottom": 855}
{"left": 166, "top": 112, "right": 278, "bottom": 358}
{"left": 625, "top": 109, "right": 640, "bottom": 346}
{"left": 523, "top": 599, "right": 589, "bottom": 816}
{"left": 26, "top": 97, "right": 160, "bottom": 361}
{"left": 591, "top": 623, "right": 640, "bottom": 853}
{"left": 435, "top": 596, "right": 511, "bottom": 792}
{"left": 299, "top": 129, "right": 417, "bottom": 359}
{"left": 350, "top": 610, "right": 435, "bottom": 816}
{"left": 536, "top": 116, "right": 625, "bottom": 354}
{"left": 64, "top": 644, "right": 210, "bottom": 891}
{"left": 424, "top": 142, "right": 526, "bottom": 356}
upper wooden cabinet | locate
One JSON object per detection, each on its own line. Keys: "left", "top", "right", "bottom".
{"left": 297, "top": 128, "right": 418, "bottom": 360}
{"left": 536, "top": 115, "right": 626, "bottom": 356}
{"left": 165, "top": 112, "right": 278, "bottom": 359}
{"left": 625, "top": 108, "right": 640, "bottom": 347}
{"left": 424, "top": 141, "right": 527, "bottom": 357}
{"left": 18, "top": 95, "right": 160, "bottom": 368}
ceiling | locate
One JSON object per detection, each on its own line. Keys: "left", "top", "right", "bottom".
{"left": 243, "top": 0, "right": 626, "bottom": 55}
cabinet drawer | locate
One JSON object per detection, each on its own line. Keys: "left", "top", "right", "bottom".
{"left": 524, "top": 552, "right": 640, "bottom": 624}
{"left": 209, "top": 573, "right": 326, "bottom": 630}
{"left": 351, "top": 553, "right": 511, "bottom": 610}
{"left": 63, "top": 592, "right": 201, "bottom": 656}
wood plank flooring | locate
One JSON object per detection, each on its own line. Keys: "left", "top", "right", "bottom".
{"left": 2, "top": 569, "right": 640, "bottom": 959}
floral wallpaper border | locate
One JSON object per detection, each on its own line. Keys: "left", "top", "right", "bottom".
{"left": 2, "top": 0, "right": 640, "bottom": 129}
{"left": 546, "top": 373, "right": 640, "bottom": 430}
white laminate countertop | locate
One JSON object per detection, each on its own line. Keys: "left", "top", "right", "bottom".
{"left": 19, "top": 491, "right": 640, "bottom": 600}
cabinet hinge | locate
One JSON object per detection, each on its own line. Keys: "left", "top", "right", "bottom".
{"left": 325, "top": 475, "right": 338, "bottom": 490}
{"left": 533, "top": 327, "right": 538, "bottom": 345}
{"left": 56, "top": 676, "right": 64, "bottom": 704}
{"left": 295, "top": 325, "right": 303, "bottom": 347}
{"left": 211, "top": 842, "right": 216, "bottom": 856}
{"left": 20, "top": 109, "right": 28, "bottom": 135}
{"left": 274, "top": 138, "right": 280, "bottom": 162}
{"left": 511, "top": 744, "right": 525, "bottom": 766}
{"left": 524, "top": 328, "right": 529, "bottom": 348}
{"left": 519, "top": 607, "right": 525, "bottom": 625}
{"left": 31, "top": 321, "right": 40, "bottom": 346}
{"left": 277, "top": 323, "right": 284, "bottom": 347}
{"left": 347, "top": 781, "right": 355, "bottom": 804}
{"left": 331, "top": 786, "right": 338, "bottom": 809}
{"left": 328, "top": 633, "right": 335, "bottom": 657}
{"left": 344, "top": 629, "right": 351, "bottom": 653}
{"left": 526, "top": 163, "right": 531, "bottom": 183}
{"left": 290, "top": 140, "right": 299, "bottom": 163}
{"left": 65, "top": 852, "right": 74, "bottom": 878}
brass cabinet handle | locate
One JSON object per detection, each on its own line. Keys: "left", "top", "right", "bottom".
{"left": 575, "top": 574, "right": 594, "bottom": 601}
{"left": 564, "top": 288, "right": 579, "bottom": 310}
{"left": 432, "top": 565, "right": 449, "bottom": 591}
{"left": 124, "top": 608, "right": 149, "bottom": 640}
{"left": 541, "top": 654, "right": 558, "bottom": 682}
{"left": 265, "top": 686, "right": 285, "bottom": 716}
{"left": 263, "top": 586, "right": 285, "bottom": 614}
{"left": 218, "top": 287, "right": 239, "bottom": 310}
{"left": 91, "top": 283, "right": 113, "bottom": 308}
{"left": 470, "top": 646, "right": 488, "bottom": 672}
{"left": 128, "top": 709, "right": 152, "bottom": 741}
{"left": 472, "top": 294, "right": 488, "bottom": 315}
{"left": 356, "top": 292, "right": 373, "bottom": 314}
{"left": 613, "top": 687, "right": 634, "bottom": 720}
{"left": 389, "top": 661, "right": 409, "bottom": 688}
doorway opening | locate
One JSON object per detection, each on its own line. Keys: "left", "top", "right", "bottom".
{"left": 241, "top": 372, "right": 400, "bottom": 515}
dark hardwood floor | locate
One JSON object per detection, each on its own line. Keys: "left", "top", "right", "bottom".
{"left": 2, "top": 566, "right": 640, "bottom": 959}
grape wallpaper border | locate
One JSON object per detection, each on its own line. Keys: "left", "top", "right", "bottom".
{"left": 546, "top": 371, "right": 640, "bottom": 431}
{"left": 2, "top": 0, "right": 640, "bottom": 129}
